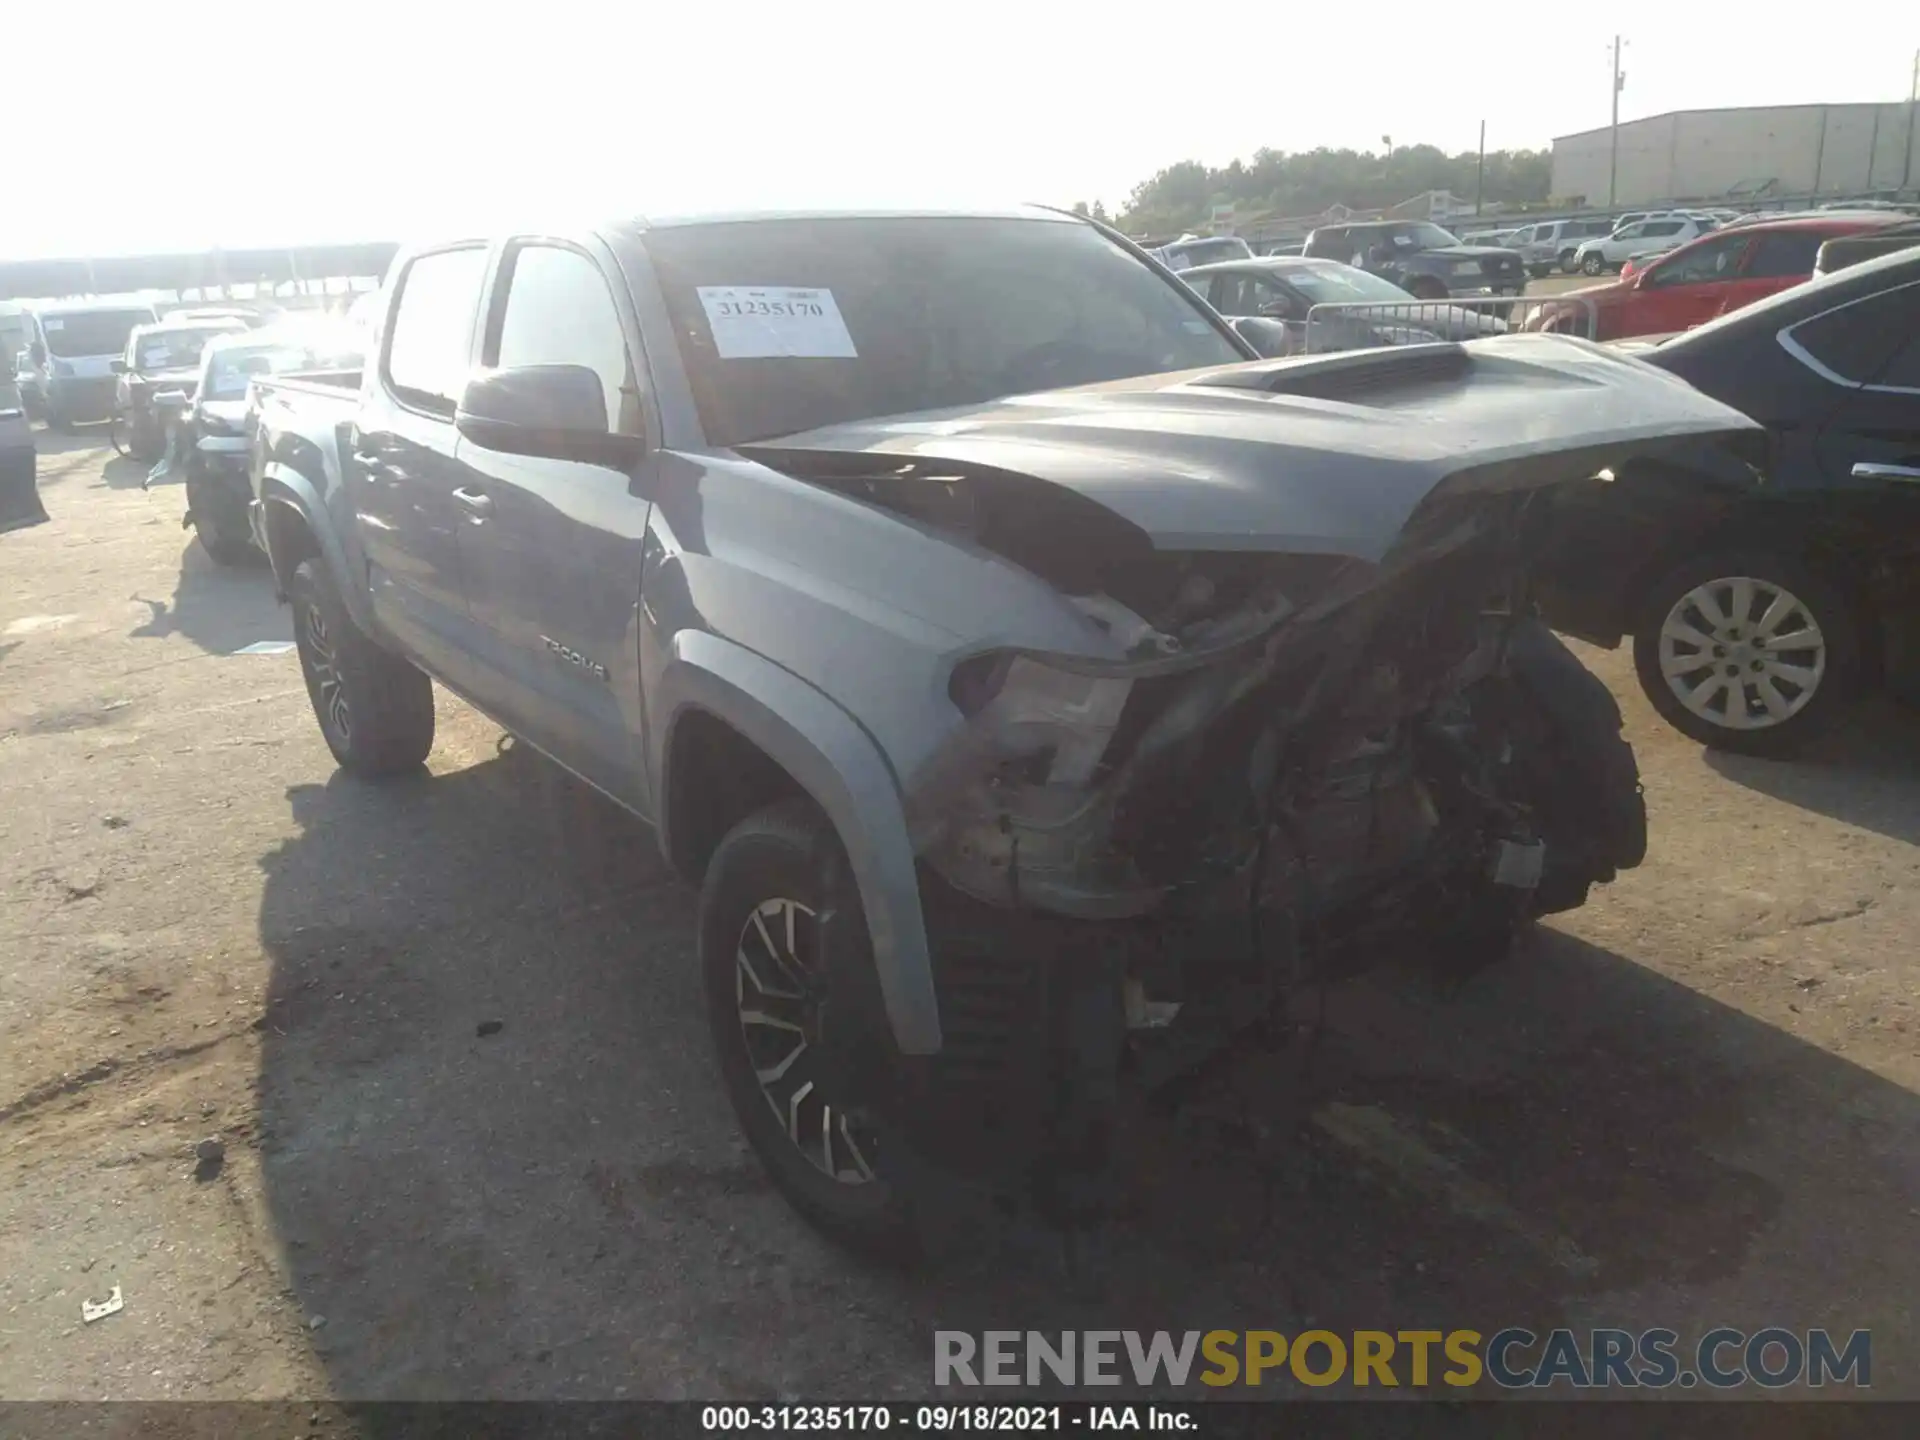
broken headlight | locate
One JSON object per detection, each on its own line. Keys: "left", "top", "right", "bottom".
{"left": 946, "top": 652, "right": 1134, "bottom": 787}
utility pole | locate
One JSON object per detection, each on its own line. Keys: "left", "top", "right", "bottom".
{"left": 1475, "top": 119, "right": 1486, "bottom": 215}
{"left": 1608, "top": 35, "right": 1625, "bottom": 208}
{"left": 1904, "top": 47, "right": 1919, "bottom": 191}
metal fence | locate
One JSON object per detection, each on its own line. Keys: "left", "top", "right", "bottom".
{"left": 1297, "top": 295, "right": 1597, "bottom": 354}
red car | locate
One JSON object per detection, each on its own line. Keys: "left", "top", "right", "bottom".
{"left": 1536, "top": 215, "right": 1902, "bottom": 341}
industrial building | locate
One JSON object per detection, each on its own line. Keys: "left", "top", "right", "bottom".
{"left": 1551, "top": 102, "right": 1919, "bottom": 207}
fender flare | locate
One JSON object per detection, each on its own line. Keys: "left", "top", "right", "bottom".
{"left": 257, "top": 461, "right": 378, "bottom": 637}
{"left": 652, "top": 630, "right": 943, "bottom": 1056}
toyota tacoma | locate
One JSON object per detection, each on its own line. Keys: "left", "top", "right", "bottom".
{"left": 246, "top": 207, "right": 1764, "bottom": 1252}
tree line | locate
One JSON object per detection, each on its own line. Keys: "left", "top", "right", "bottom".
{"left": 1076, "top": 144, "right": 1554, "bottom": 235}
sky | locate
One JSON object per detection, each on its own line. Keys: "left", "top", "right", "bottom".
{"left": 5, "top": 1, "right": 1915, "bottom": 259}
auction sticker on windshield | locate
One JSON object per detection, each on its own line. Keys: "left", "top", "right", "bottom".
{"left": 696, "top": 286, "right": 857, "bottom": 360}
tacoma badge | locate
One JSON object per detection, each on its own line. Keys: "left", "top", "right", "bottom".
{"left": 540, "top": 635, "right": 609, "bottom": 682}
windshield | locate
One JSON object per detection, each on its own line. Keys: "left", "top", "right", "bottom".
{"left": 1407, "top": 223, "right": 1462, "bottom": 249}
{"left": 41, "top": 309, "right": 154, "bottom": 358}
{"left": 1283, "top": 263, "right": 1415, "bottom": 306}
{"left": 135, "top": 326, "right": 234, "bottom": 373}
{"left": 644, "top": 217, "right": 1244, "bottom": 446}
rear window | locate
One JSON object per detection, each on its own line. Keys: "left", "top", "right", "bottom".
{"left": 40, "top": 309, "right": 153, "bottom": 358}
{"left": 1783, "top": 280, "right": 1920, "bottom": 384}
{"left": 643, "top": 216, "right": 1242, "bottom": 447}
{"left": 1744, "top": 231, "right": 1825, "bottom": 280}
{"left": 134, "top": 326, "right": 234, "bottom": 373}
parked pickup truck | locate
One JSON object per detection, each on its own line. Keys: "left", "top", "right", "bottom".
{"left": 247, "top": 206, "right": 1762, "bottom": 1252}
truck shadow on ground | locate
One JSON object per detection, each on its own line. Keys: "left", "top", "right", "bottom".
{"left": 252, "top": 738, "right": 1920, "bottom": 1401}
{"left": 127, "top": 538, "right": 285, "bottom": 657}
{"left": 1704, "top": 696, "right": 1920, "bottom": 845}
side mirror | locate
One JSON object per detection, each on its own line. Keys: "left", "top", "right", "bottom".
{"left": 111, "top": 358, "right": 129, "bottom": 374}
{"left": 455, "top": 364, "right": 643, "bottom": 469}
{"left": 1227, "top": 316, "right": 1294, "bottom": 359}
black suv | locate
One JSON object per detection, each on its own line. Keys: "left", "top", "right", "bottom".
{"left": 1537, "top": 247, "right": 1920, "bottom": 755}
{"left": 1301, "top": 220, "right": 1528, "bottom": 303}
{"left": 1816, "top": 218, "right": 1920, "bottom": 276}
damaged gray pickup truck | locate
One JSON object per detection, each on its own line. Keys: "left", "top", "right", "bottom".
{"left": 248, "top": 207, "right": 1766, "bottom": 1252}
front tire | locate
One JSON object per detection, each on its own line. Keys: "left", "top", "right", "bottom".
{"left": 700, "top": 799, "right": 914, "bottom": 1257}
{"left": 185, "top": 465, "right": 255, "bottom": 566}
{"left": 1581, "top": 252, "right": 1605, "bottom": 275}
{"left": 1558, "top": 248, "right": 1580, "bottom": 273}
{"left": 1631, "top": 549, "right": 1859, "bottom": 758}
{"left": 1406, "top": 276, "right": 1449, "bottom": 301}
{"left": 287, "top": 558, "right": 436, "bottom": 776}
{"left": 1502, "top": 622, "right": 1647, "bottom": 915}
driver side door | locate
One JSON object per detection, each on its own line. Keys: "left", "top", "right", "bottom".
{"left": 452, "top": 238, "right": 656, "bottom": 810}
{"left": 1631, "top": 232, "right": 1753, "bottom": 335}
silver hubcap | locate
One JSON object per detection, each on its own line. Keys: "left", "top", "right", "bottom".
{"left": 1657, "top": 575, "right": 1826, "bottom": 731}
{"left": 735, "top": 897, "right": 877, "bottom": 1187}
{"left": 302, "top": 603, "right": 351, "bottom": 743}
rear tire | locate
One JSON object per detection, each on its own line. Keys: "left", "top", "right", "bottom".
{"left": 287, "top": 557, "right": 435, "bottom": 777}
{"left": 1632, "top": 548, "right": 1859, "bottom": 758}
{"left": 700, "top": 799, "right": 915, "bottom": 1258}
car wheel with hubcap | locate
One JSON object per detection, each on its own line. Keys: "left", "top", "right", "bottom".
{"left": 1581, "top": 252, "right": 1605, "bottom": 275}
{"left": 287, "top": 557, "right": 436, "bottom": 776}
{"left": 700, "top": 799, "right": 913, "bottom": 1256}
{"left": 1632, "top": 549, "right": 1858, "bottom": 757}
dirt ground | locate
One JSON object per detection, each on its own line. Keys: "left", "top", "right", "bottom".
{"left": 2, "top": 430, "right": 1918, "bottom": 1402}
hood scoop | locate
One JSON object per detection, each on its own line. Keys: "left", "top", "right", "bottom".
{"left": 1192, "top": 343, "right": 1470, "bottom": 402}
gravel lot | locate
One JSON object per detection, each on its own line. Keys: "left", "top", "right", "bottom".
{"left": 3, "top": 429, "right": 1918, "bottom": 1402}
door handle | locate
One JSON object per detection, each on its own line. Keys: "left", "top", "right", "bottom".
{"left": 1852, "top": 462, "right": 1920, "bottom": 483}
{"left": 452, "top": 486, "right": 494, "bottom": 517}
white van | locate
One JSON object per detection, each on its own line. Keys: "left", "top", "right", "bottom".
{"left": 23, "top": 298, "right": 161, "bottom": 430}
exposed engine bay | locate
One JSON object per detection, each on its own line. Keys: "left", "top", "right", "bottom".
{"left": 901, "top": 488, "right": 1603, "bottom": 961}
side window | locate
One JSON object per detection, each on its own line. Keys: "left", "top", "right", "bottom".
{"left": 384, "top": 247, "right": 489, "bottom": 414}
{"left": 1645, "top": 235, "right": 1748, "bottom": 287}
{"left": 1183, "top": 273, "right": 1218, "bottom": 308}
{"left": 1614, "top": 224, "right": 1644, "bottom": 241}
{"left": 1880, "top": 335, "right": 1920, "bottom": 391}
{"left": 1743, "top": 231, "right": 1827, "bottom": 281}
{"left": 489, "top": 244, "right": 640, "bottom": 435}
{"left": 1245, "top": 277, "right": 1301, "bottom": 318}
{"left": 1641, "top": 221, "right": 1684, "bottom": 239}
{"left": 1783, "top": 282, "right": 1920, "bottom": 385}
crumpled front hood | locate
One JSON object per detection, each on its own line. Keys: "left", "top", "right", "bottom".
{"left": 743, "top": 335, "right": 1765, "bottom": 564}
